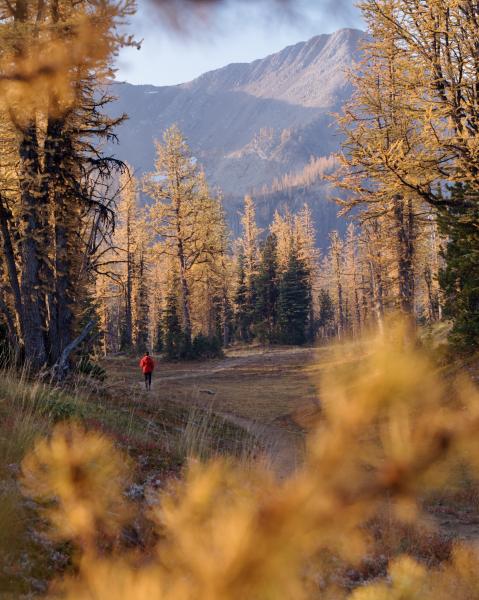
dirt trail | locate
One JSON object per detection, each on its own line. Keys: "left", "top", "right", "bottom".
{"left": 174, "top": 398, "right": 304, "bottom": 477}
{"left": 104, "top": 349, "right": 479, "bottom": 540}
{"left": 155, "top": 347, "right": 313, "bottom": 382}
{"left": 105, "top": 347, "right": 314, "bottom": 477}
{"left": 154, "top": 350, "right": 310, "bottom": 476}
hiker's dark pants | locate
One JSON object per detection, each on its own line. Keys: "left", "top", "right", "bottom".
{"left": 144, "top": 372, "right": 152, "bottom": 389}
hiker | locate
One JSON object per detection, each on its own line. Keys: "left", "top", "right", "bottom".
{"left": 139, "top": 351, "right": 155, "bottom": 390}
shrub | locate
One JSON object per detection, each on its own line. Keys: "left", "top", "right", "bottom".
{"left": 77, "top": 357, "right": 107, "bottom": 382}
{"left": 19, "top": 318, "right": 479, "bottom": 599}
{"left": 39, "top": 391, "right": 86, "bottom": 422}
{"left": 191, "top": 334, "right": 224, "bottom": 359}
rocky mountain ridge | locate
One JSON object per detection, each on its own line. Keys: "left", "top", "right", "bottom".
{"left": 109, "top": 27, "right": 364, "bottom": 245}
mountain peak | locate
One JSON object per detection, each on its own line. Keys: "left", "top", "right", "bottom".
{"left": 110, "top": 28, "right": 364, "bottom": 245}
{"left": 180, "top": 28, "right": 363, "bottom": 106}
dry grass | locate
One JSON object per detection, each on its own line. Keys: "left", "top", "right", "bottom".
{"left": 18, "top": 321, "right": 479, "bottom": 599}
{"left": 5, "top": 332, "right": 479, "bottom": 597}
{"left": 0, "top": 368, "right": 89, "bottom": 596}
{"left": 102, "top": 345, "right": 324, "bottom": 427}
{"left": 0, "top": 362, "right": 259, "bottom": 596}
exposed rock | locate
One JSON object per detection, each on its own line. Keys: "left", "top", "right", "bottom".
{"left": 109, "top": 28, "right": 365, "bottom": 246}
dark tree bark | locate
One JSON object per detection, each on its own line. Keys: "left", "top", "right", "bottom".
{"left": 18, "top": 124, "right": 48, "bottom": 369}
{"left": 0, "top": 195, "right": 24, "bottom": 338}
{"left": 393, "top": 195, "right": 415, "bottom": 315}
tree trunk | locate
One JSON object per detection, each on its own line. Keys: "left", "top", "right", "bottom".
{"left": 178, "top": 254, "right": 192, "bottom": 342}
{"left": 0, "top": 195, "right": 24, "bottom": 341}
{"left": 124, "top": 210, "right": 133, "bottom": 349}
{"left": 393, "top": 195, "right": 415, "bottom": 315}
{"left": 18, "top": 124, "right": 48, "bottom": 369}
{"left": 176, "top": 224, "right": 192, "bottom": 344}
{"left": 13, "top": 2, "right": 48, "bottom": 369}
{"left": 369, "top": 258, "right": 384, "bottom": 335}
{"left": 51, "top": 319, "right": 95, "bottom": 381}
{"left": 44, "top": 115, "right": 74, "bottom": 362}
{"left": 0, "top": 296, "right": 19, "bottom": 354}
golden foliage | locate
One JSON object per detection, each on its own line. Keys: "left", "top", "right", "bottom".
{"left": 0, "top": 0, "right": 136, "bottom": 120}
{"left": 21, "top": 423, "right": 131, "bottom": 545}
{"left": 20, "top": 320, "right": 479, "bottom": 597}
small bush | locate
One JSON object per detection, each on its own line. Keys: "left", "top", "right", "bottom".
{"left": 77, "top": 357, "right": 107, "bottom": 382}
{"left": 18, "top": 318, "right": 479, "bottom": 599}
{"left": 39, "top": 391, "right": 86, "bottom": 422}
{"left": 191, "top": 334, "right": 224, "bottom": 359}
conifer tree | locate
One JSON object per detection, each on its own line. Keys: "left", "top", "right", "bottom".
{"left": 115, "top": 169, "right": 139, "bottom": 351}
{"left": 144, "top": 126, "right": 224, "bottom": 351}
{"left": 0, "top": 0, "right": 135, "bottom": 372}
{"left": 295, "top": 204, "right": 320, "bottom": 341}
{"left": 277, "top": 251, "right": 311, "bottom": 346}
{"left": 317, "top": 289, "right": 335, "bottom": 340}
{"left": 439, "top": 184, "right": 479, "bottom": 349}
{"left": 359, "top": 220, "right": 386, "bottom": 333}
{"left": 329, "top": 231, "right": 345, "bottom": 338}
{"left": 240, "top": 195, "right": 261, "bottom": 285}
{"left": 132, "top": 228, "right": 150, "bottom": 354}
{"left": 189, "top": 181, "right": 229, "bottom": 352}
{"left": 163, "top": 277, "right": 182, "bottom": 361}
{"left": 232, "top": 196, "right": 261, "bottom": 342}
{"left": 154, "top": 318, "right": 164, "bottom": 354}
{"left": 151, "top": 275, "right": 164, "bottom": 354}
{"left": 344, "top": 223, "right": 362, "bottom": 337}
{"left": 270, "top": 209, "right": 295, "bottom": 273}
{"left": 254, "top": 234, "right": 279, "bottom": 343}
{"left": 234, "top": 254, "right": 253, "bottom": 342}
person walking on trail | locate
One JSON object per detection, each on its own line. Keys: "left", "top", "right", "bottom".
{"left": 139, "top": 351, "right": 155, "bottom": 390}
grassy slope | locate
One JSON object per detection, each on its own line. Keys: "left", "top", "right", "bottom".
{"left": 103, "top": 346, "right": 322, "bottom": 425}
{"left": 0, "top": 361, "right": 260, "bottom": 596}
{"left": 3, "top": 334, "right": 479, "bottom": 595}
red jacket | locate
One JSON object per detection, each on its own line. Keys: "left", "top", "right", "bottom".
{"left": 139, "top": 355, "right": 155, "bottom": 374}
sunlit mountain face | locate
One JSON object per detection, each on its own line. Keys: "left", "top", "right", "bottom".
{"left": 109, "top": 28, "right": 364, "bottom": 246}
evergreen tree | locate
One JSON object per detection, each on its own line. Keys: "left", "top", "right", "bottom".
{"left": 317, "top": 289, "right": 335, "bottom": 340}
{"left": 233, "top": 195, "right": 260, "bottom": 342}
{"left": 254, "top": 234, "right": 279, "bottom": 343}
{"left": 133, "top": 247, "right": 149, "bottom": 354}
{"left": 0, "top": 0, "right": 135, "bottom": 373}
{"left": 163, "top": 282, "right": 182, "bottom": 360}
{"left": 439, "top": 184, "right": 479, "bottom": 349}
{"left": 277, "top": 252, "right": 311, "bottom": 346}
{"left": 234, "top": 254, "right": 254, "bottom": 341}
{"left": 115, "top": 168, "right": 139, "bottom": 352}
{"left": 240, "top": 195, "right": 261, "bottom": 285}
{"left": 153, "top": 296, "right": 164, "bottom": 353}
{"left": 154, "top": 318, "right": 164, "bottom": 354}
{"left": 221, "top": 292, "right": 234, "bottom": 347}
{"left": 295, "top": 205, "right": 320, "bottom": 342}
{"left": 329, "top": 231, "right": 346, "bottom": 338}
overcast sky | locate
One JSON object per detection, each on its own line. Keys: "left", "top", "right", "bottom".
{"left": 115, "top": 0, "right": 363, "bottom": 86}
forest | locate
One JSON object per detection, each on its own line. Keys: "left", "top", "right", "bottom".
{"left": 2, "top": 0, "right": 479, "bottom": 598}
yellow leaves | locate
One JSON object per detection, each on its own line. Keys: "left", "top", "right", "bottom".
{"left": 56, "top": 557, "right": 166, "bottom": 600}
{"left": 0, "top": 1, "right": 136, "bottom": 121}
{"left": 17, "top": 318, "right": 479, "bottom": 597}
{"left": 155, "top": 459, "right": 311, "bottom": 599}
{"left": 310, "top": 318, "right": 469, "bottom": 500}
{"left": 20, "top": 423, "right": 131, "bottom": 544}
{"left": 352, "top": 545, "right": 479, "bottom": 600}
{"left": 351, "top": 555, "right": 428, "bottom": 600}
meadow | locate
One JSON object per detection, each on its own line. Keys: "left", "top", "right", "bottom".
{"left": 2, "top": 323, "right": 479, "bottom": 597}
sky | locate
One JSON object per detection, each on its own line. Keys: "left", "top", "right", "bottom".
{"left": 116, "top": 0, "right": 363, "bottom": 87}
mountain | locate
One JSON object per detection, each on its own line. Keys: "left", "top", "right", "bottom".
{"left": 108, "top": 28, "right": 364, "bottom": 246}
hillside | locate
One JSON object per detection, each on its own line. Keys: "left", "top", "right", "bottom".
{"left": 109, "top": 28, "right": 364, "bottom": 244}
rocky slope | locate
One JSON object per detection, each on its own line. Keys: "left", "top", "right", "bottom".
{"left": 108, "top": 28, "right": 364, "bottom": 245}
